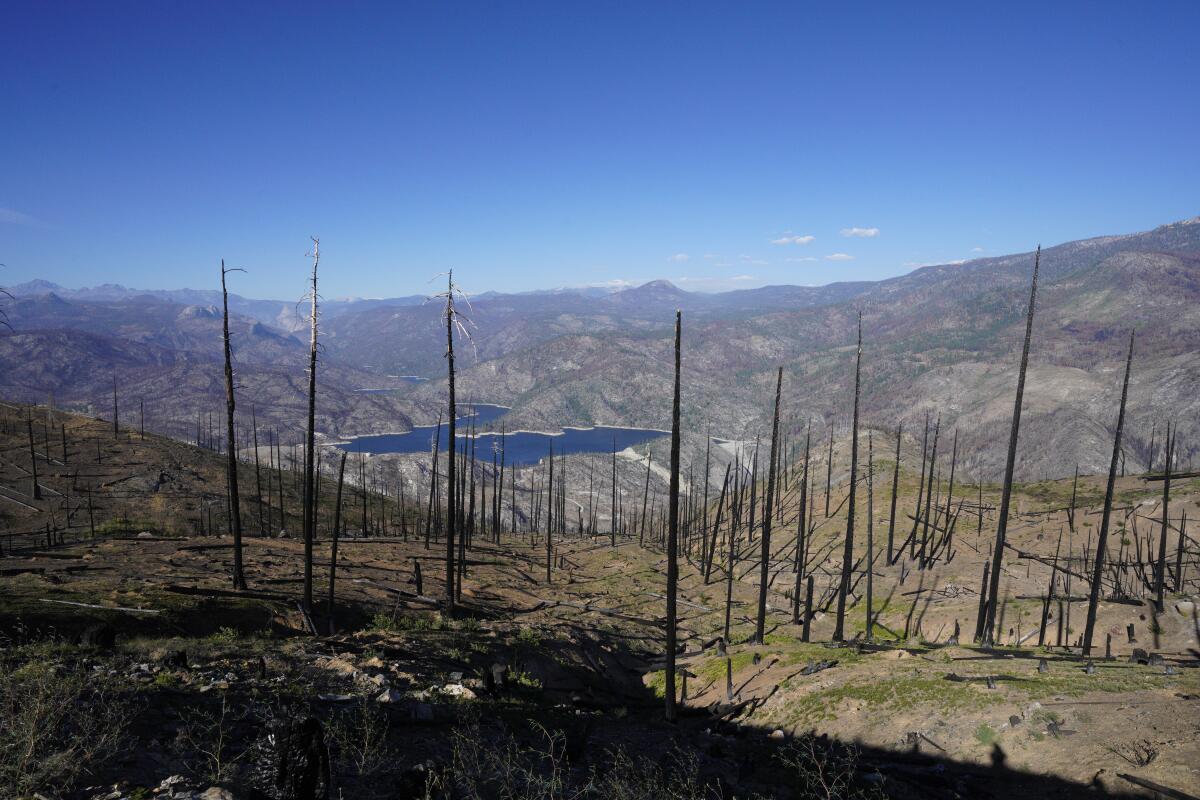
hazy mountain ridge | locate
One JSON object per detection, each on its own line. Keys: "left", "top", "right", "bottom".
{"left": 3, "top": 217, "right": 1197, "bottom": 478}
{"left": 406, "top": 219, "right": 1200, "bottom": 479}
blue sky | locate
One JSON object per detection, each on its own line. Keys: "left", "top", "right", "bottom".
{"left": 2, "top": 2, "right": 1197, "bottom": 299}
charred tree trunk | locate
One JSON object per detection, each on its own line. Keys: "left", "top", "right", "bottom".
{"left": 792, "top": 422, "right": 811, "bottom": 625}
{"left": 918, "top": 417, "right": 940, "bottom": 568}
{"left": 824, "top": 423, "right": 834, "bottom": 517}
{"left": 1082, "top": 330, "right": 1134, "bottom": 657}
{"left": 611, "top": 436, "right": 618, "bottom": 547}
{"left": 665, "top": 310, "right": 682, "bottom": 722}
{"left": 866, "top": 430, "right": 875, "bottom": 641}
{"left": 546, "top": 442, "right": 554, "bottom": 583}
{"left": 27, "top": 413, "right": 41, "bottom": 500}
{"left": 302, "top": 239, "right": 320, "bottom": 612}
{"left": 444, "top": 272, "right": 458, "bottom": 612}
{"left": 702, "top": 428, "right": 711, "bottom": 560}
{"left": 982, "top": 246, "right": 1040, "bottom": 647}
{"left": 221, "top": 260, "right": 247, "bottom": 590}
{"left": 887, "top": 423, "right": 901, "bottom": 564}
{"left": 833, "top": 313, "right": 863, "bottom": 641}
{"left": 755, "top": 367, "right": 783, "bottom": 643}
{"left": 640, "top": 449, "right": 652, "bottom": 546}
{"left": 705, "top": 464, "right": 731, "bottom": 583}
{"left": 328, "top": 452, "right": 347, "bottom": 635}
{"left": 252, "top": 406, "right": 264, "bottom": 536}
{"left": 906, "top": 413, "right": 930, "bottom": 561}
{"left": 1153, "top": 423, "right": 1174, "bottom": 612}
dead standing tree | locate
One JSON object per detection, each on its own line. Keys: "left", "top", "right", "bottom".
{"left": 866, "top": 430, "right": 875, "bottom": 641}
{"left": 1153, "top": 423, "right": 1175, "bottom": 612}
{"left": 887, "top": 423, "right": 902, "bottom": 564}
{"left": 433, "top": 271, "right": 474, "bottom": 613}
{"left": 1082, "top": 332, "right": 1135, "bottom": 656}
{"left": 792, "top": 421, "right": 811, "bottom": 624}
{"left": 302, "top": 238, "right": 321, "bottom": 613}
{"left": 833, "top": 312, "right": 863, "bottom": 641}
{"left": 327, "top": 451, "right": 347, "bottom": 635}
{"left": 981, "top": 246, "right": 1040, "bottom": 647}
{"left": 221, "top": 260, "right": 248, "bottom": 590}
{"left": 754, "top": 367, "right": 783, "bottom": 643}
{"left": 665, "top": 310, "right": 682, "bottom": 722}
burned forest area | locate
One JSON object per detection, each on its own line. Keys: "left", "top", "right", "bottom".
{"left": 2, "top": 249, "right": 1199, "bottom": 800}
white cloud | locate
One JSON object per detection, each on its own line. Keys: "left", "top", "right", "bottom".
{"left": 840, "top": 227, "right": 879, "bottom": 238}
{"left": 825, "top": 253, "right": 855, "bottom": 261}
{"left": 703, "top": 253, "right": 719, "bottom": 260}
{"left": 971, "top": 246, "right": 984, "bottom": 253}
{"left": 667, "top": 253, "right": 690, "bottom": 263}
{"left": 786, "top": 256, "right": 818, "bottom": 263}
{"left": 0, "top": 207, "right": 47, "bottom": 227}
{"left": 770, "top": 234, "right": 815, "bottom": 245}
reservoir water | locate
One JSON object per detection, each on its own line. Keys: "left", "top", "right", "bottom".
{"left": 337, "top": 404, "right": 667, "bottom": 467}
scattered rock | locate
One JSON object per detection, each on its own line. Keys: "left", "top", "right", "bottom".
{"left": 362, "top": 673, "right": 388, "bottom": 689}
{"left": 443, "top": 683, "right": 477, "bottom": 700}
{"left": 137, "top": 531, "right": 154, "bottom": 539}
{"left": 768, "top": 729, "right": 786, "bottom": 740}
{"left": 1130, "top": 648, "right": 1150, "bottom": 665}
{"left": 801, "top": 659, "right": 837, "bottom": 676}
{"left": 200, "top": 789, "right": 235, "bottom": 800}
{"left": 317, "top": 693, "right": 354, "bottom": 703}
{"left": 376, "top": 688, "right": 405, "bottom": 704}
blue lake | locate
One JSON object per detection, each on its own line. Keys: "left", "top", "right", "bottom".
{"left": 337, "top": 404, "right": 667, "bottom": 467}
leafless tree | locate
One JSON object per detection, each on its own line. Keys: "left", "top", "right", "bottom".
{"left": 1082, "top": 331, "right": 1135, "bottom": 656}
{"left": 328, "top": 451, "right": 348, "bottom": 635}
{"left": 833, "top": 312, "right": 863, "bottom": 641}
{"left": 982, "top": 246, "right": 1040, "bottom": 646}
{"left": 433, "top": 270, "right": 474, "bottom": 612}
{"left": 221, "top": 259, "right": 247, "bottom": 590}
{"left": 1153, "top": 423, "right": 1175, "bottom": 611}
{"left": 665, "top": 310, "right": 682, "bottom": 722}
{"left": 301, "top": 238, "right": 320, "bottom": 612}
{"left": 755, "top": 367, "right": 783, "bottom": 643}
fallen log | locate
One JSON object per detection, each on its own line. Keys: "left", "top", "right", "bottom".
{"left": 1116, "top": 773, "right": 1199, "bottom": 800}
{"left": 39, "top": 598, "right": 160, "bottom": 614}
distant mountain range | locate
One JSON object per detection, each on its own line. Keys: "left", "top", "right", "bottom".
{"left": 2, "top": 216, "right": 1197, "bottom": 479}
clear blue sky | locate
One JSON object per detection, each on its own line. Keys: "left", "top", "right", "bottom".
{"left": 2, "top": 2, "right": 1197, "bottom": 299}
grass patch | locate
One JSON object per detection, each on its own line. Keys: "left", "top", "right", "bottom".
{"left": 783, "top": 675, "right": 1005, "bottom": 726}
{"left": 974, "top": 723, "right": 998, "bottom": 746}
